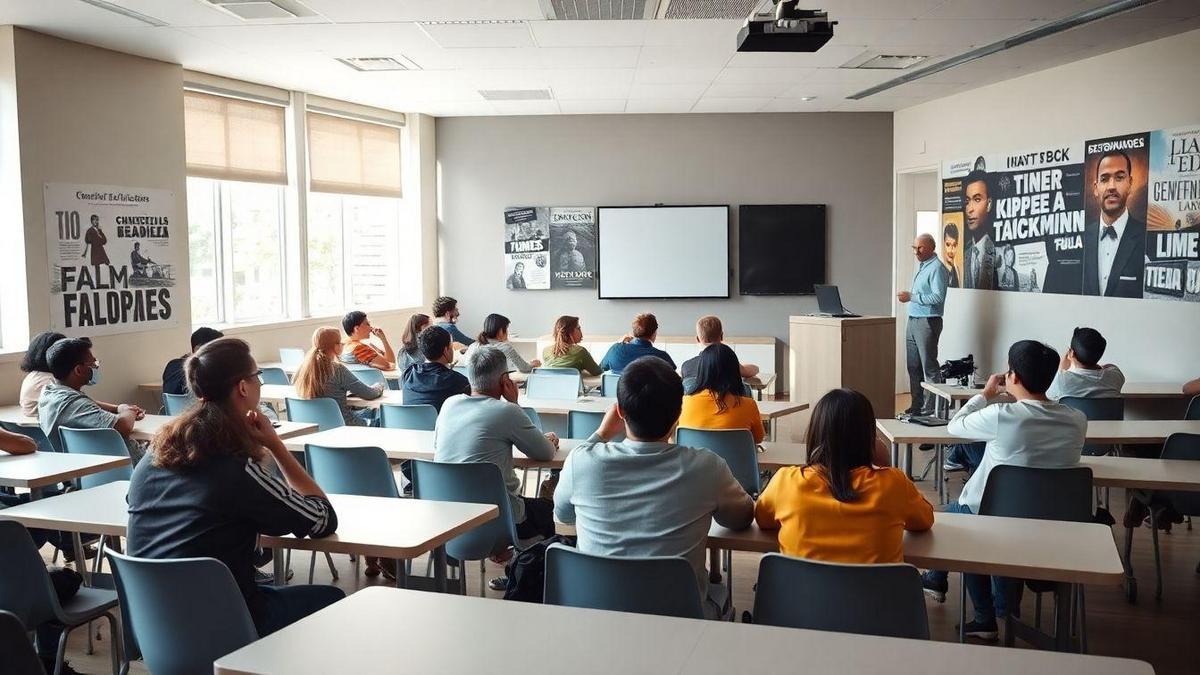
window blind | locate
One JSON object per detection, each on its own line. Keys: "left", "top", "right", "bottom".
{"left": 306, "top": 112, "right": 402, "bottom": 198}
{"left": 184, "top": 90, "right": 288, "bottom": 185}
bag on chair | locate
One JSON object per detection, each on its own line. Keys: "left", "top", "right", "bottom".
{"left": 502, "top": 535, "right": 574, "bottom": 603}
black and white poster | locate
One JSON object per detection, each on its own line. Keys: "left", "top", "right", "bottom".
{"left": 504, "top": 206, "right": 550, "bottom": 290}
{"left": 1145, "top": 125, "right": 1200, "bottom": 302}
{"left": 548, "top": 206, "right": 596, "bottom": 289}
{"left": 45, "top": 182, "right": 180, "bottom": 336}
{"left": 503, "top": 206, "right": 598, "bottom": 290}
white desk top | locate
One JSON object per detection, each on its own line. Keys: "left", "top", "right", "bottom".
{"left": 0, "top": 479, "right": 129, "bottom": 535}
{"left": 0, "top": 453, "right": 130, "bottom": 491}
{"left": 876, "top": 418, "right": 1200, "bottom": 446}
{"left": 259, "top": 384, "right": 404, "bottom": 410}
{"left": 214, "top": 586, "right": 1150, "bottom": 675}
{"left": 518, "top": 395, "right": 807, "bottom": 420}
{"left": 0, "top": 409, "right": 317, "bottom": 442}
{"left": 922, "top": 381, "right": 1187, "bottom": 401}
{"left": 283, "top": 425, "right": 809, "bottom": 470}
{"left": 1080, "top": 455, "right": 1200, "bottom": 492}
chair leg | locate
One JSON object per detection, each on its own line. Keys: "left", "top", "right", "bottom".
{"left": 308, "top": 551, "right": 317, "bottom": 584}
{"left": 324, "top": 552, "right": 339, "bottom": 581}
{"left": 54, "top": 624, "right": 71, "bottom": 675}
{"left": 1149, "top": 509, "right": 1163, "bottom": 601}
{"left": 958, "top": 575, "right": 966, "bottom": 643}
{"left": 1077, "top": 586, "right": 1088, "bottom": 654}
{"left": 86, "top": 620, "right": 94, "bottom": 655}
{"left": 479, "top": 559, "right": 486, "bottom": 598}
{"left": 106, "top": 612, "right": 121, "bottom": 675}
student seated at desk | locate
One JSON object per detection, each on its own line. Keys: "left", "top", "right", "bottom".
{"left": 1185, "top": 376, "right": 1200, "bottom": 396}
{"left": 921, "top": 340, "right": 1085, "bottom": 642}
{"left": 341, "top": 310, "right": 396, "bottom": 370}
{"left": 435, "top": 346, "right": 559, "bottom": 541}
{"left": 599, "top": 313, "right": 675, "bottom": 373}
{"left": 432, "top": 296, "right": 474, "bottom": 348}
{"left": 401, "top": 326, "right": 470, "bottom": 412}
{"left": 679, "top": 315, "right": 759, "bottom": 389}
{"left": 555, "top": 356, "right": 754, "bottom": 617}
{"left": 38, "top": 337, "right": 146, "bottom": 460}
{"left": 18, "top": 331, "right": 66, "bottom": 418}
{"left": 127, "top": 337, "right": 343, "bottom": 637}
{"left": 398, "top": 313, "right": 430, "bottom": 372}
{"left": 1046, "top": 327, "right": 1124, "bottom": 400}
{"left": 756, "top": 389, "right": 932, "bottom": 561}
{"left": 541, "top": 315, "right": 602, "bottom": 376}
{"left": 294, "top": 327, "right": 383, "bottom": 427}
{"left": 162, "top": 326, "right": 223, "bottom": 396}
{"left": 678, "top": 344, "right": 765, "bottom": 443}
{"left": 463, "top": 313, "right": 540, "bottom": 374}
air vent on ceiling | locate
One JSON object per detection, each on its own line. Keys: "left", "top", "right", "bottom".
{"left": 659, "top": 0, "right": 758, "bottom": 19}
{"left": 76, "top": 0, "right": 168, "bottom": 27}
{"left": 337, "top": 57, "right": 420, "bottom": 72}
{"left": 478, "top": 89, "right": 554, "bottom": 102}
{"left": 541, "top": 0, "right": 758, "bottom": 20}
{"left": 202, "top": 0, "right": 317, "bottom": 21}
{"left": 842, "top": 53, "right": 930, "bottom": 70}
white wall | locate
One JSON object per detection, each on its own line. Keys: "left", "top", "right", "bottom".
{"left": 436, "top": 112, "right": 895, "bottom": 380}
{"left": 894, "top": 29, "right": 1200, "bottom": 381}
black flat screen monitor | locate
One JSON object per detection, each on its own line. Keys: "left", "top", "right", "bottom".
{"left": 738, "top": 204, "right": 826, "bottom": 295}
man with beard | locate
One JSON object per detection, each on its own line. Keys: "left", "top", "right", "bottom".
{"left": 960, "top": 171, "right": 996, "bottom": 290}
{"left": 1083, "top": 149, "right": 1145, "bottom": 298}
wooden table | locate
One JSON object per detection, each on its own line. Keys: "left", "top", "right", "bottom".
{"left": 282, "top": 426, "right": 809, "bottom": 470}
{"left": 0, "top": 452, "right": 129, "bottom": 493}
{"left": 213, "top": 587, "right": 1152, "bottom": 675}
{"left": 923, "top": 381, "right": 1188, "bottom": 404}
{"left": 1081, "top": 455, "right": 1200, "bottom": 492}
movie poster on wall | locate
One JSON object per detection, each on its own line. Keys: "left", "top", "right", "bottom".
{"left": 1082, "top": 132, "right": 1151, "bottom": 298}
{"left": 1144, "top": 125, "right": 1200, "bottom": 302}
{"left": 504, "top": 207, "right": 550, "bottom": 290}
{"left": 548, "top": 207, "right": 596, "bottom": 289}
{"left": 44, "top": 182, "right": 181, "bottom": 337}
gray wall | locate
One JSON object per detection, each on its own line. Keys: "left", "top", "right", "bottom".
{"left": 436, "top": 112, "right": 894, "bottom": 372}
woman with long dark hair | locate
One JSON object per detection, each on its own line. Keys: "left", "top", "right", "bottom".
{"left": 540, "top": 315, "right": 601, "bottom": 375}
{"left": 463, "top": 313, "right": 540, "bottom": 373}
{"left": 127, "top": 337, "right": 343, "bottom": 637}
{"left": 755, "top": 388, "right": 932, "bottom": 561}
{"left": 18, "top": 331, "right": 66, "bottom": 416}
{"left": 678, "top": 343, "right": 765, "bottom": 442}
{"left": 398, "top": 313, "right": 430, "bottom": 372}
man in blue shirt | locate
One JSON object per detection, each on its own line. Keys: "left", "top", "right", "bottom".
{"left": 898, "top": 234, "right": 948, "bottom": 416}
{"left": 599, "top": 313, "right": 675, "bottom": 373}
{"left": 432, "top": 296, "right": 474, "bottom": 347}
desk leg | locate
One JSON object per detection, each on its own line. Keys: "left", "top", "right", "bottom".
{"left": 768, "top": 419, "right": 777, "bottom": 442}
{"left": 272, "top": 548, "right": 285, "bottom": 585}
{"left": 891, "top": 443, "right": 899, "bottom": 469}
{"left": 905, "top": 444, "right": 914, "bottom": 480}
{"left": 72, "top": 532, "right": 92, "bottom": 586}
{"left": 936, "top": 445, "right": 945, "bottom": 504}
{"left": 1054, "top": 584, "right": 1073, "bottom": 652}
{"left": 432, "top": 547, "right": 446, "bottom": 592}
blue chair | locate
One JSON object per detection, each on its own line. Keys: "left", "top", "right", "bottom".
{"left": 567, "top": 410, "right": 604, "bottom": 439}
{"left": 306, "top": 444, "right": 400, "bottom": 499}
{"left": 1059, "top": 396, "right": 1124, "bottom": 456}
{"left": 752, "top": 554, "right": 929, "bottom": 639}
{"left": 600, "top": 372, "right": 620, "bottom": 397}
{"left": 0, "top": 521, "right": 120, "bottom": 675}
{"left": 284, "top": 397, "right": 345, "bottom": 432}
{"left": 279, "top": 347, "right": 305, "bottom": 369}
{"left": 532, "top": 367, "right": 580, "bottom": 377}
{"left": 1185, "top": 395, "right": 1199, "bottom": 421}
{"left": 259, "top": 367, "right": 291, "bottom": 386}
{"left": 544, "top": 544, "right": 704, "bottom": 619}
{"left": 0, "top": 421, "right": 52, "bottom": 453}
{"left": 410, "top": 460, "right": 520, "bottom": 596}
{"left": 105, "top": 550, "right": 257, "bottom": 675}
{"left": 526, "top": 373, "right": 582, "bottom": 400}
{"left": 453, "top": 365, "right": 470, "bottom": 378}
{"left": 58, "top": 428, "right": 133, "bottom": 489}
{"left": 676, "top": 427, "right": 760, "bottom": 496}
{"left": 0, "top": 610, "right": 44, "bottom": 675}
{"left": 349, "top": 367, "right": 387, "bottom": 389}
{"left": 160, "top": 392, "right": 193, "bottom": 415}
{"left": 380, "top": 404, "right": 438, "bottom": 431}
{"left": 521, "top": 407, "right": 543, "bottom": 430}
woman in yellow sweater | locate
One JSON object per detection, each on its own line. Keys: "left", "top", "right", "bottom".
{"left": 755, "top": 388, "right": 933, "bottom": 563}
{"left": 678, "top": 344, "right": 765, "bottom": 443}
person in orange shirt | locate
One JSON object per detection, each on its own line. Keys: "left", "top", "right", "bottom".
{"left": 755, "top": 388, "right": 933, "bottom": 563}
{"left": 341, "top": 310, "right": 395, "bottom": 370}
{"left": 678, "top": 344, "right": 765, "bottom": 443}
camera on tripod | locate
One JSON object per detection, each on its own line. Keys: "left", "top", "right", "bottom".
{"left": 938, "top": 354, "right": 975, "bottom": 386}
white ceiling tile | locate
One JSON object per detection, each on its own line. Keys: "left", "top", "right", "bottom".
{"left": 624, "top": 99, "right": 699, "bottom": 113}
{"left": 552, "top": 80, "right": 633, "bottom": 100}
{"left": 725, "top": 42, "right": 871, "bottom": 69}
{"left": 759, "top": 98, "right": 836, "bottom": 112}
{"left": 628, "top": 82, "right": 711, "bottom": 99}
{"left": 528, "top": 19, "right": 648, "bottom": 47}
{"left": 420, "top": 101, "right": 500, "bottom": 117}
{"left": 801, "top": 67, "right": 896, "bottom": 85}
{"left": 703, "top": 81, "right": 791, "bottom": 98}
{"left": 633, "top": 67, "right": 722, "bottom": 84}
{"left": 538, "top": 46, "right": 642, "bottom": 69}
{"left": 301, "top": 0, "right": 545, "bottom": 22}
{"left": 712, "top": 67, "right": 814, "bottom": 84}
{"left": 419, "top": 22, "right": 535, "bottom": 49}
{"left": 691, "top": 97, "right": 771, "bottom": 113}
{"left": 637, "top": 45, "right": 735, "bottom": 69}
{"left": 818, "top": 0, "right": 947, "bottom": 20}
{"left": 489, "top": 99, "right": 561, "bottom": 115}
{"left": 641, "top": 19, "right": 743, "bottom": 46}
{"left": 558, "top": 99, "right": 628, "bottom": 114}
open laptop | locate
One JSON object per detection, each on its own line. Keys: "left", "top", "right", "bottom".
{"left": 813, "top": 285, "right": 860, "bottom": 318}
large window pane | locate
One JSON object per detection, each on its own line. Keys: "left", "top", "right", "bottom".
{"left": 226, "top": 181, "right": 284, "bottom": 322}
{"left": 307, "top": 192, "right": 344, "bottom": 317}
{"left": 186, "top": 177, "right": 220, "bottom": 324}
{"left": 345, "top": 195, "right": 400, "bottom": 308}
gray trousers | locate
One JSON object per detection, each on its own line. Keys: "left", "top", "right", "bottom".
{"left": 905, "top": 316, "right": 943, "bottom": 414}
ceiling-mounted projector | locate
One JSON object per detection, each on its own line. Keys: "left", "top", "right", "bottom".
{"left": 736, "top": 2, "right": 836, "bottom": 52}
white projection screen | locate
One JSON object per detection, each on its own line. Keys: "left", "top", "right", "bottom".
{"left": 597, "top": 206, "right": 730, "bottom": 299}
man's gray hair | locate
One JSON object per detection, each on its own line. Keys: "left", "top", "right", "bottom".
{"left": 917, "top": 233, "right": 936, "bottom": 247}
{"left": 466, "top": 345, "right": 508, "bottom": 391}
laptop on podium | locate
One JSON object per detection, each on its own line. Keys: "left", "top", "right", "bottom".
{"left": 813, "top": 285, "right": 860, "bottom": 318}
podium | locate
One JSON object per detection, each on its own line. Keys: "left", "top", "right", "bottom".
{"left": 789, "top": 315, "right": 896, "bottom": 423}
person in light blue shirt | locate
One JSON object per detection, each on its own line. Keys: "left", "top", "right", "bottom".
{"left": 598, "top": 313, "right": 675, "bottom": 373}
{"left": 432, "top": 296, "right": 474, "bottom": 347}
{"left": 897, "top": 234, "right": 949, "bottom": 415}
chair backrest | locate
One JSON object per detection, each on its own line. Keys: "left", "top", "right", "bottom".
{"left": 1160, "top": 433, "right": 1200, "bottom": 516}
{"left": 452, "top": 365, "right": 470, "bottom": 378}
{"left": 526, "top": 373, "right": 582, "bottom": 400}
{"left": 105, "top": 550, "right": 258, "bottom": 675}
{"left": 409, "top": 460, "right": 518, "bottom": 561}
{"left": 600, "top": 372, "right": 620, "bottom": 397}
{"left": 58, "top": 427, "right": 133, "bottom": 488}
{"left": 279, "top": 348, "right": 305, "bottom": 369}
{"left": 532, "top": 367, "right": 580, "bottom": 377}
{"left": 752, "top": 554, "right": 929, "bottom": 639}
{"left": 349, "top": 367, "right": 387, "bottom": 389}
{"left": 741, "top": 380, "right": 755, "bottom": 397}
{"left": 567, "top": 410, "right": 605, "bottom": 440}
{"left": 676, "top": 427, "right": 760, "bottom": 495}
{"left": 978, "top": 465, "right": 1094, "bottom": 522}
{"left": 0, "top": 422, "right": 51, "bottom": 453}
{"left": 0, "top": 522, "right": 61, "bottom": 631}
{"left": 543, "top": 544, "right": 704, "bottom": 619}
{"left": 284, "top": 397, "right": 345, "bottom": 432}
{"left": 258, "top": 367, "right": 291, "bottom": 386}
{"left": 380, "top": 404, "right": 438, "bottom": 431}
{"left": 521, "top": 406, "right": 543, "bottom": 430}
{"left": 306, "top": 444, "right": 400, "bottom": 498}
{"left": 160, "top": 392, "right": 193, "bottom": 416}
{"left": 0, "top": 610, "right": 45, "bottom": 675}
{"left": 1059, "top": 396, "right": 1124, "bottom": 456}
{"left": 1185, "top": 395, "right": 1200, "bottom": 421}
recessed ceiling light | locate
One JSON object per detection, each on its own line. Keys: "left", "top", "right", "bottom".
{"left": 800, "top": 96, "right": 817, "bottom": 101}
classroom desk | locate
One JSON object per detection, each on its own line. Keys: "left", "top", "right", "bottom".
{"left": 127, "top": 415, "right": 317, "bottom": 442}
{"left": 1081, "top": 455, "right": 1200, "bottom": 492}
{"left": 281, "top": 425, "right": 810, "bottom": 470}
{"left": 0, "top": 452, "right": 129, "bottom": 493}
{"left": 258, "top": 384, "right": 404, "bottom": 409}
{"left": 213, "top": 587, "right": 1152, "bottom": 675}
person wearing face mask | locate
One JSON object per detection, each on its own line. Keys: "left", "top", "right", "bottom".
{"left": 37, "top": 337, "right": 145, "bottom": 460}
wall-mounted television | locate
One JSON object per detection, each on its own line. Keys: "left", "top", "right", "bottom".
{"left": 738, "top": 204, "right": 826, "bottom": 295}
{"left": 597, "top": 205, "right": 730, "bottom": 299}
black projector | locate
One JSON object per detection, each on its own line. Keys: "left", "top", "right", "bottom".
{"left": 736, "top": 6, "right": 836, "bottom": 52}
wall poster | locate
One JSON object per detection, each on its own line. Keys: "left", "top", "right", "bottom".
{"left": 503, "top": 206, "right": 597, "bottom": 290}
{"left": 44, "top": 182, "right": 181, "bottom": 337}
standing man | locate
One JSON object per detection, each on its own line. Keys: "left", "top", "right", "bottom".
{"left": 898, "top": 234, "right": 948, "bottom": 416}
{"left": 1083, "top": 150, "right": 1146, "bottom": 298}
{"left": 960, "top": 171, "right": 996, "bottom": 291}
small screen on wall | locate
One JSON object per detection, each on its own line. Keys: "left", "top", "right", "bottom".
{"left": 738, "top": 204, "right": 826, "bottom": 295}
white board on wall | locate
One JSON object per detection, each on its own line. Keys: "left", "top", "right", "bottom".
{"left": 597, "top": 205, "right": 729, "bottom": 299}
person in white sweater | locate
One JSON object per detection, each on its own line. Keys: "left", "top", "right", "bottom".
{"left": 921, "top": 340, "right": 1086, "bottom": 642}
{"left": 1045, "top": 326, "right": 1125, "bottom": 400}
{"left": 462, "top": 313, "right": 540, "bottom": 374}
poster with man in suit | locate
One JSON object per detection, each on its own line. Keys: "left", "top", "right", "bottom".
{"left": 1082, "top": 133, "right": 1150, "bottom": 298}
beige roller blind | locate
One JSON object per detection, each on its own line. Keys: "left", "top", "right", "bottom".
{"left": 184, "top": 90, "right": 288, "bottom": 185}
{"left": 307, "top": 112, "right": 402, "bottom": 198}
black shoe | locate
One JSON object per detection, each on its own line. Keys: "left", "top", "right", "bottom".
{"left": 41, "top": 658, "right": 82, "bottom": 675}
{"left": 488, "top": 576, "right": 508, "bottom": 591}
{"left": 961, "top": 619, "right": 999, "bottom": 641}
{"left": 63, "top": 544, "right": 98, "bottom": 564}
{"left": 919, "top": 443, "right": 935, "bottom": 451}
{"left": 255, "top": 567, "right": 294, "bottom": 584}
{"left": 921, "top": 571, "right": 947, "bottom": 603}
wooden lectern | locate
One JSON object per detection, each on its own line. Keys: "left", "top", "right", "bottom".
{"left": 789, "top": 315, "right": 897, "bottom": 421}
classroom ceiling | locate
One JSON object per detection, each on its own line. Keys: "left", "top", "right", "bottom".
{"left": 6, "top": 0, "right": 1200, "bottom": 116}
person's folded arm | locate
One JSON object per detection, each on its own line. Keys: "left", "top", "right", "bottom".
{"left": 580, "top": 349, "right": 602, "bottom": 377}
{"left": 946, "top": 394, "right": 1000, "bottom": 442}
{"left": 510, "top": 409, "right": 556, "bottom": 461}
{"left": 900, "top": 474, "right": 935, "bottom": 532}
{"left": 552, "top": 454, "right": 576, "bottom": 524}
{"left": 240, "top": 460, "right": 338, "bottom": 538}
{"left": 753, "top": 467, "right": 784, "bottom": 530}
{"left": 0, "top": 428, "right": 37, "bottom": 455}
{"left": 713, "top": 463, "right": 753, "bottom": 530}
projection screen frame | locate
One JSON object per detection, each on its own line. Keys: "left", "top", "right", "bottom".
{"left": 596, "top": 204, "right": 732, "bottom": 300}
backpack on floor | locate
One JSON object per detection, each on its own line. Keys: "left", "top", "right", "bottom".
{"left": 502, "top": 535, "right": 574, "bottom": 603}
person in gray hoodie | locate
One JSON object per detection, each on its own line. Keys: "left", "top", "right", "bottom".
{"left": 401, "top": 326, "right": 470, "bottom": 412}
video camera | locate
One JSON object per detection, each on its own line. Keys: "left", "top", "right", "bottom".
{"left": 938, "top": 354, "right": 976, "bottom": 386}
